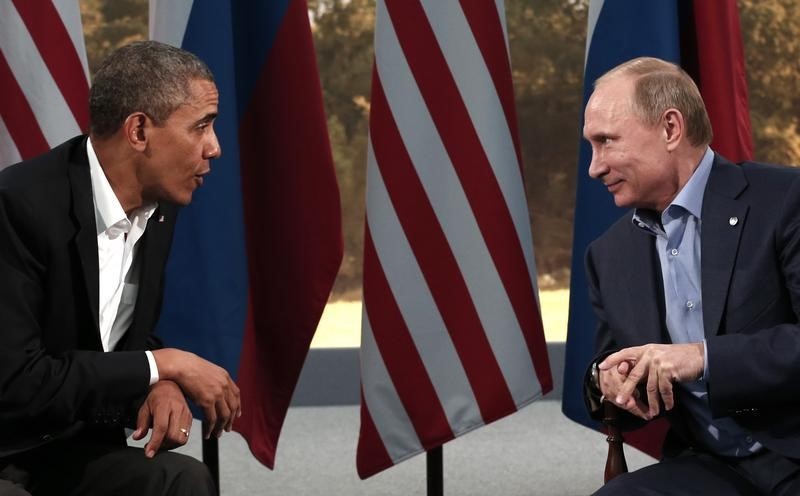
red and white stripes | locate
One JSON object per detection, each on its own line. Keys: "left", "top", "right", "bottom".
{"left": 0, "top": 0, "right": 89, "bottom": 169}
{"left": 358, "top": 0, "right": 552, "bottom": 478}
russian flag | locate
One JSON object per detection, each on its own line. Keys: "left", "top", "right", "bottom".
{"left": 150, "top": 0, "right": 343, "bottom": 468}
{"left": 562, "top": 0, "right": 752, "bottom": 458}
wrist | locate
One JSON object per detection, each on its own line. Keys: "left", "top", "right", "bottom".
{"left": 152, "top": 348, "right": 179, "bottom": 382}
{"left": 590, "top": 361, "right": 603, "bottom": 397}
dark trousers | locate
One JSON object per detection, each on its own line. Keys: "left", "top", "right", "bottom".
{"left": 594, "top": 448, "right": 800, "bottom": 496}
{"left": 0, "top": 437, "right": 215, "bottom": 496}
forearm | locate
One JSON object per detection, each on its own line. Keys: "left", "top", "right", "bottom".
{"left": 707, "top": 325, "right": 800, "bottom": 414}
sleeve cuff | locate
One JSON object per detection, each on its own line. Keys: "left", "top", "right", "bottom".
{"left": 145, "top": 350, "right": 159, "bottom": 386}
{"left": 700, "top": 338, "right": 709, "bottom": 382}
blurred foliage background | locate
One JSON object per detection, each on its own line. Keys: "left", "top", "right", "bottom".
{"left": 81, "top": 0, "right": 800, "bottom": 299}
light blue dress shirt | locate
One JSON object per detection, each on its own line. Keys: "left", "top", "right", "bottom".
{"left": 632, "top": 147, "right": 760, "bottom": 457}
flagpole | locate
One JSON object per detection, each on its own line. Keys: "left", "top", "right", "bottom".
{"left": 427, "top": 446, "right": 443, "bottom": 496}
{"left": 201, "top": 420, "right": 220, "bottom": 493}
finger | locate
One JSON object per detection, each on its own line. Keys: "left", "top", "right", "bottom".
{"left": 600, "top": 367, "right": 627, "bottom": 398}
{"left": 659, "top": 372, "right": 675, "bottom": 411}
{"left": 621, "top": 396, "right": 651, "bottom": 420}
{"left": 231, "top": 380, "right": 242, "bottom": 419}
{"left": 645, "top": 366, "right": 659, "bottom": 418}
{"left": 600, "top": 347, "right": 642, "bottom": 370}
{"left": 598, "top": 369, "right": 613, "bottom": 397}
{"left": 214, "top": 399, "right": 231, "bottom": 438}
{"left": 168, "top": 406, "right": 190, "bottom": 447}
{"left": 145, "top": 408, "right": 170, "bottom": 457}
{"left": 224, "top": 381, "right": 240, "bottom": 431}
{"left": 180, "top": 407, "right": 193, "bottom": 440}
{"left": 616, "top": 359, "right": 647, "bottom": 405}
{"left": 204, "top": 407, "right": 218, "bottom": 440}
{"left": 146, "top": 424, "right": 166, "bottom": 458}
{"left": 174, "top": 423, "right": 190, "bottom": 446}
{"left": 616, "top": 360, "right": 631, "bottom": 376}
{"left": 132, "top": 403, "right": 151, "bottom": 441}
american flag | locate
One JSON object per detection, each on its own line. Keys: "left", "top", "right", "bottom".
{"left": 0, "top": 0, "right": 89, "bottom": 169}
{"left": 357, "top": 0, "right": 552, "bottom": 478}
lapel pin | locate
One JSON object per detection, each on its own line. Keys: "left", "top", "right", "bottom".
{"left": 729, "top": 216, "right": 738, "bottom": 226}
{"left": 158, "top": 215, "right": 165, "bottom": 223}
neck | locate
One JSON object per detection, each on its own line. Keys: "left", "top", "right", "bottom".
{"left": 90, "top": 134, "right": 144, "bottom": 215}
{"left": 654, "top": 145, "right": 707, "bottom": 212}
{"left": 675, "top": 145, "right": 708, "bottom": 188}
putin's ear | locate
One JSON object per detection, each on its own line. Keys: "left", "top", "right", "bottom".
{"left": 663, "top": 108, "right": 684, "bottom": 151}
{"left": 122, "top": 113, "right": 148, "bottom": 151}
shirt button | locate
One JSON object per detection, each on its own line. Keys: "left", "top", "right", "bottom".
{"left": 686, "top": 301, "right": 694, "bottom": 309}
{"left": 671, "top": 248, "right": 679, "bottom": 256}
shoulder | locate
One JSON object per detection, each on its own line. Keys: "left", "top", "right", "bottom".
{"left": 703, "top": 156, "right": 800, "bottom": 224}
{"left": 0, "top": 137, "right": 86, "bottom": 227}
{"left": 589, "top": 211, "right": 637, "bottom": 254}
{"left": 742, "top": 161, "right": 800, "bottom": 181}
{"left": 712, "top": 155, "right": 800, "bottom": 193}
{"left": 0, "top": 136, "right": 86, "bottom": 193}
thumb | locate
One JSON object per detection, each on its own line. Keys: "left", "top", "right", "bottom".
{"left": 132, "top": 404, "right": 151, "bottom": 441}
{"left": 600, "top": 348, "right": 639, "bottom": 370}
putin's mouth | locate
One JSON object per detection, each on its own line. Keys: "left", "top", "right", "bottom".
{"left": 604, "top": 179, "right": 623, "bottom": 192}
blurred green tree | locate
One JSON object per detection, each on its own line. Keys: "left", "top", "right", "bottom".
{"left": 739, "top": 0, "right": 800, "bottom": 165}
{"left": 309, "top": 0, "right": 375, "bottom": 298}
{"left": 81, "top": 0, "right": 148, "bottom": 74}
{"left": 78, "top": 0, "right": 800, "bottom": 298}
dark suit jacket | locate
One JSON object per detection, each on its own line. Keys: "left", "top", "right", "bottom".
{"left": 0, "top": 136, "right": 178, "bottom": 457}
{"left": 585, "top": 154, "right": 800, "bottom": 459}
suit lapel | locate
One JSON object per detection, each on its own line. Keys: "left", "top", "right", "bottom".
{"left": 701, "top": 156, "right": 749, "bottom": 338}
{"left": 67, "top": 138, "right": 100, "bottom": 334}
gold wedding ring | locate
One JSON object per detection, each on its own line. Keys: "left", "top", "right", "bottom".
{"left": 179, "top": 427, "right": 189, "bottom": 437}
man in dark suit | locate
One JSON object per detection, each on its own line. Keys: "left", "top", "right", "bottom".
{"left": 0, "top": 41, "right": 240, "bottom": 495}
{"left": 583, "top": 57, "right": 800, "bottom": 495}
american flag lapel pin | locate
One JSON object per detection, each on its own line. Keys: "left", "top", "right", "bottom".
{"left": 158, "top": 215, "right": 165, "bottom": 223}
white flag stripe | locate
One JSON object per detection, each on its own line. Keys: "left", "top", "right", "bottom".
{"left": 52, "top": 0, "right": 90, "bottom": 82}
{"left": 0, "top": 117, "right": 21, "bottom": 171}
{"left": 585, "top": 0, "right": 605, "bottom": 68}
{"left": 365, "top": 141, "right": 482, "bottom": 433}
{"left": 420, "top": 0, "right": 539, "bottom": 293}
{"left": 149, "top": 0, "right": 195, "bottom": 48}
{"left": 0, "top": 3, "right": 81, "bottom": 146}
{"left": 360, "top": 309, "right": 423, "bottom": 462}
{"left": 493, "top": 0, "right": 510, "bottom": 57}
{"left": 376, "top": 8, "right": 541, "bottom": 406}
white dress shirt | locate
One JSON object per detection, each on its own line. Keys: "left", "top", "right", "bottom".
{"left": 87, "top": 139, "right": 159, "bottom": 385}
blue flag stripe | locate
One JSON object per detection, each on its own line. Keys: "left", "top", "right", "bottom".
{"left": 156, "top": 0, "right": 291, "bottom": 379}
{"left": 562, "top": 0, "right": 682, "bottom": 426}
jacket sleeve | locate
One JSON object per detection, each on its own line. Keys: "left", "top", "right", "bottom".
{"left": 583, "top": 244, "right": 648, "bottom": 431}
{"left": 0, "top": 191, "right": 151, "bottom": 442}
